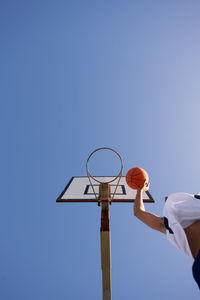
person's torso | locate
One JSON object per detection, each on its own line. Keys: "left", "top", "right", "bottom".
{"left": 163, "top": 192, "right": 200, "bottom": 260}
{"left": 184, "top": 220, "right": 200, "bottom": 259}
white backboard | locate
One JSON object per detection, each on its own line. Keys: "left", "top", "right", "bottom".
{"left": 56, "top": 176, "right": 154, "bottom": 203}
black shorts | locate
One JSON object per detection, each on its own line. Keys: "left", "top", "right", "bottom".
{"left": 192, "top": 249, "right": 200, "bottom": 289}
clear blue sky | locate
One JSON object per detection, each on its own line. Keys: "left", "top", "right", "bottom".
{"left": 1, "top": 1, "right": 200, "bottom": 299}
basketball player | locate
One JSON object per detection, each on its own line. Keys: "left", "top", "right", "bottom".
{"left": 134, "top": 181, "right": 200, "bottom": 289}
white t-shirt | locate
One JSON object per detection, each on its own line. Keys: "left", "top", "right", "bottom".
{"left": 163, "top": 192, "right": 200, "bottom": 261}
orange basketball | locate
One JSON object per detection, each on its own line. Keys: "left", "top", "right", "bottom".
{"left": 126, "top": 167, "right": 149, "bottom": 190}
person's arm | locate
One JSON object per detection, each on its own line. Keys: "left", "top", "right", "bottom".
{"left": 134, "top": 182, "right": 166, "bottom": 234}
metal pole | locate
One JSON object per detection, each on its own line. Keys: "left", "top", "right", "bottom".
{"left": 99, "top": 183, "right": 111, "bottom": 300}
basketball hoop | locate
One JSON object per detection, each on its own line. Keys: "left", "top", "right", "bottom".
{"left": 86, "top": 147, "right": 123, "bottom": 204}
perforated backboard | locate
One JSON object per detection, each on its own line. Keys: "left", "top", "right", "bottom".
{"left": 56, "top": 176, "right": 154, "bottom": 203}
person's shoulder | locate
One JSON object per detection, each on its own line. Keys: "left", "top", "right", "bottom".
{"left": 167, "top": 192, "right": 193, "bottom": 202}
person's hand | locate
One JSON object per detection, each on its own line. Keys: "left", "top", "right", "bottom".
{"left": 138, "top": 180, "right": 150, "bottom": 193}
